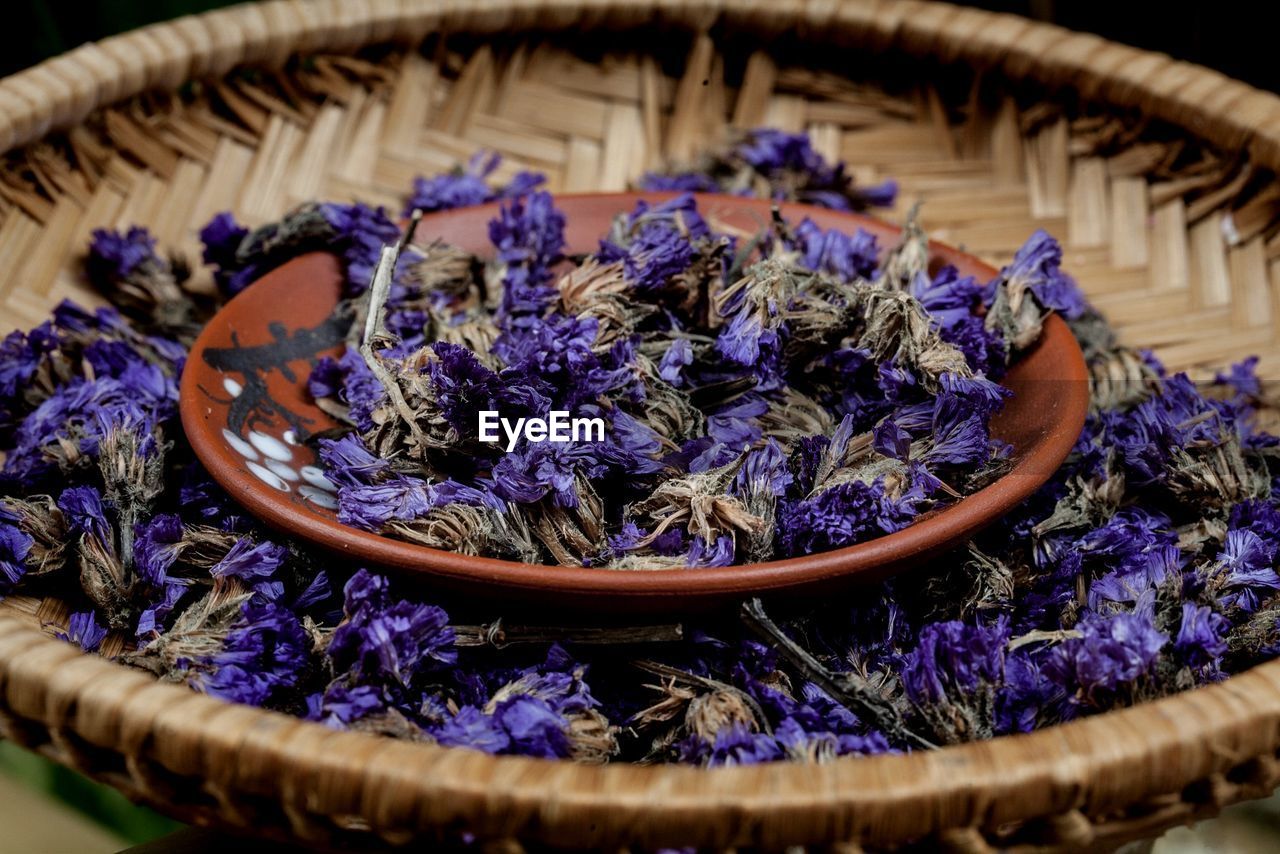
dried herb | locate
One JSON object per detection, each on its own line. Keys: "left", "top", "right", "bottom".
{"left": 304, "top": 189, "right": 1022, "bottom": 569}
{"left": 3, "top": 135, "right": 1280, "bottom": 770}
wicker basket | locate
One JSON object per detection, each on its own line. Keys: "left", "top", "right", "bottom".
{"left": 5, "top": 1, "right": 1280, "bottom": 850}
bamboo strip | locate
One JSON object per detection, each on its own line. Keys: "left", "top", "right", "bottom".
{"left": 1109, "top": 175, "right": 1150, "bottom": 270}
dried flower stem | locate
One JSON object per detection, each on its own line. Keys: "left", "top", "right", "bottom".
{"left": 1008, "top": 628, "right": 1082, "bottom": 652}
{"left": 740, "top": 598, "right": 936, "bottom": 750}
{"left": 359, "top": 210, "right": 427, "bottom": 448}
{"left": 453, "top": 620, "right": 684, "bottom": 649}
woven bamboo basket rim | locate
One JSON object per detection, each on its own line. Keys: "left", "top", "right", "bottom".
{"left": 4, "top": 0, "right": 1280, "bottom": 850}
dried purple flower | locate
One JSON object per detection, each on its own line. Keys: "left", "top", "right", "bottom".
{"left": 657, "top": 338, "right": 695, "bottom": 386}
{"left": 404, "top": 151, "right": 544, "bottom": 216}
{"left": 133, "top": 513, "right": 185, "bottom": 586}
{"left": 58, "top": 485, "right": 111, "bottom": 543}
{"left": 432, "top": 705, "right": 511, "bottom": 753}
{"left": 490, "top": 695, "right": 573, "bottom": 759}
{"left": 1215, "top": 356, "right": 1263, "bottom": 399}
{"left": 490, "top": 191, "right": 566, "bottom": 325}
{"left": 597, "top": 194, "right": 714, "bottom": 292}
{"left": 1046, "top": 611, "right": 1167, "bottom": 704}
{"left": 777, "top": 476, "right": 922, "bottom": 558}
{"left": 694, "top": 723, "right": 783, "bottom": 766}
{"left": 0, "top": 511, "right": 34, "bottom": 591}
{"left": 920, "top": 394, "right": 991, "bottom": 467}
{"left": 1205, "top": 529, "right": 1280, "bottom": 613}
{"left": 87, "top": 227, "right": 156, "bottom": 281}
{"left": 199, "top": 213, "right": 255, "bottom": 297}
{"left": 640, "top": 129, "right": 895, "bottom": 211}
{"left": 326, "top": 569, "right": 456, "bottom": 689}
{"left": 902, "top": 618, "right": 1008, "bottom": 706}
{"left": 1175, "top": 602, "right": 1229, "bottom": 670}
{"left": 59, "top": 611, "right": 109, "bottom": 652}
{"left": 792, "top": 219, "right": 879, "bottom": 281}
{"left": 985, "top": 230, "right": 1086, "bottom": 353}
{"left": 198, "top": 600, "right": 308, "bottom": 707}
{"left": 210, "top": 538, "right": 288, "bottom": 603}
{"left": 319, "top": 202, "right": 404, "bottom": 295}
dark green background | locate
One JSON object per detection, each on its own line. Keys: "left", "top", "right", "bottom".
{"left": 5, "top": 1, "right": 1277, "bottom": 93}
{"left": 5, "top": 0, "right": 235, "bottom": 76}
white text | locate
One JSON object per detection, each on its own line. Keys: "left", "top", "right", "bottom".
{"left": 478, "top": 410, "right": 605, "bottom": 451}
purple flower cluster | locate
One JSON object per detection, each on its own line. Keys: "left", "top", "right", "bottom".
{"left": 0, "top": 301, "right": 179, "bottom": 488}
{"left": 87, "top": 226, "right": 157, "bottom": 281}
{"left": 200, "top": 201, "right": 402, "bottom": 299}
{"left": 5, "top": 131, "right": 1280, "bottom": 771}
{"left": 1045, "top": 611, "right": 1167, "bottom": 706}
{"left": 490, "top": 190, "right": 567, "bottom": 324}
{"left": 310, "top": 569, "right": 455, "bottom": 725}
{"left": 404, "top": 151, "right": 544, "bottom": 215}
{"left": 196, "top": 601, "right": 309, "bottom": 706}
{"left": 61, "top": 610, "right": 109, "bottom": 652}
{"left": 304, "top": 186, "right": 1033, "bottom": 568}
{"left": 641, "top": 128, "right": 898, "bottom": 212}
{"left": 597, "top": 194, "right": 717, "bottom": 291}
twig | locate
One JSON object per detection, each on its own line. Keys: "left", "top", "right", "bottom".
{"left": 1007, "top": 628, "right": 1082, "bottom": 652}
{"left": 740, "top": 597, "right": 936, "bottom": 750}
{"left": 453, "top": 620, "right": 684, "bottom": 649}
{"left": 359, "top": 210, "right": 427, "bottom": 446}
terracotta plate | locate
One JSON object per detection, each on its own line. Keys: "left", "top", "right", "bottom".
{"left": 181, "top": 193, "right": 1088, "bottom": 613}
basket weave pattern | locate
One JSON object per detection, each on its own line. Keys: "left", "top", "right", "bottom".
{"left": 5, "top": 0, "right": 1280, "bottom": 849}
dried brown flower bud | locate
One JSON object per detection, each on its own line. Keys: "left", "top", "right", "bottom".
{"left": 237, "top": 203, "right": 334, "bottom": 260}
{"left": 1090, "top": 346, "right": 1161, "bottom": 411}
{"left": 985, "top": 272, "right": 1049, "bottom": 353}
{"left": 1165, "top": 437, "right": 1267, "bottom": 505}
{"left": 77, "top": 532, "right": 133, "bottom": 629}
{"left": 1, "top": 495, "right": 67, "bottom": 578}
{"left": 406, "top": 239, "right": 480, "bottom": 298}
{"left": 125, "top": 585, "right": 253, "bottom": 676}
{"left": 98, "top": 418, "right": 170, "bottom": 571}
{"left": 857, "top": 290, "right": 971, "bottom": 387}
{"left": 758, "top": 388, "right": 834, "bottom": 447}
{"left": 712, "top": 257, "right": 805, "bottom": 328}
{"left": 350, "top": 708, "right": 433, "bottom": 742}
{"left": 959, "top": 547, "right": 1016, "bottom": 617}
{"left": 529, "top": 480, "right": 605, "bottom": 566}
{"left": 1033, "top": 454, "right": 1127, "bottom": 542}
{"left": 390, "top": 504, "right": 505, "bottom": 556}
{"left": 632, "top": 676, "right": 697, "bottom": 726}
{"left": 685, "top": 689, "right": 759, "bottom": 742}
{"left": 171, "top": 525, "right": 243, "bottom": 569}
{"left": 630, "top": 459, "right": 765, "bottom": 551}
{"left": 430, "top": 310, "right": 501, "bottom": 366}
{"left": 624, "top": 354, "right": 705, "bottom": 445}
{"left": 876, "top": 205, "right": 930, "bottom": 293}
{"left": 565, "top": 708, "right": 620, "bottom": 764}
{"left": 557, "top": 259, "right": 649, "bottom": 353}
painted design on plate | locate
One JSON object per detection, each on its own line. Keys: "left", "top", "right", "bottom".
{"left": 197, "top": 309, "right": 351, "bottom": 515}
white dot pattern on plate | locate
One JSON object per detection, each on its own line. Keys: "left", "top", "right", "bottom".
{"left": 222, "top": 425, "right": 339, "bottom": 511}
{"left": 221, "top": 429, "right": 259, "bottom": 460}
{"left": 300, "top": 465, "right": 337, "bottom": 492}
{"left": 223, "top": 377, "right": 243, "bottom": 397}
{"left": 247, "top": 460, "right": 290, "bottom": 491}
{"left": 299, "top": 485, "right": 339, "bottom": 509}
{"left": 266, "top": 458, "right": 301, "bottom": 482}
{"left": 249, "top": 430, "right": 294, "bottom": 462}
